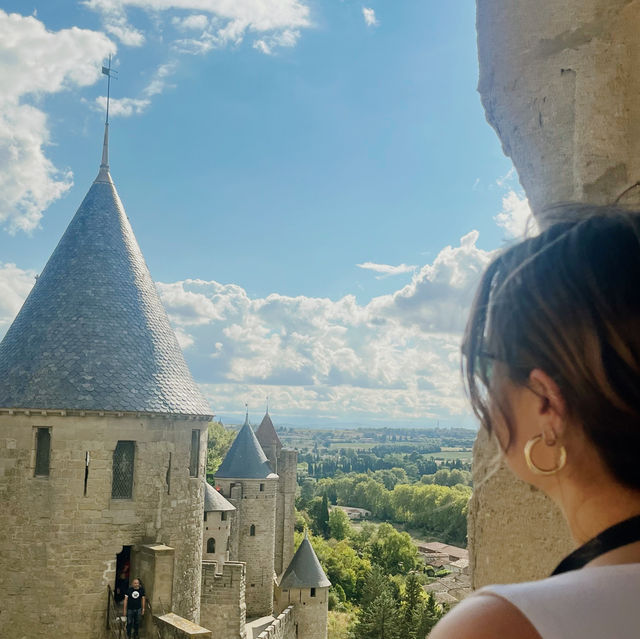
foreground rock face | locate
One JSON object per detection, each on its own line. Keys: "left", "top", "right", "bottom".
{"left": 477, "top": 0, "right": 640, "bottom": 222}
{"left": 468, "top": 430, "right": 572, "bottom": 588}
{"left": 471, "top": 0, "right": 640, "bottom": 586}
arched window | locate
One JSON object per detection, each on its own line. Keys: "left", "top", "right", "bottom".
{"left": 207, "top": 538, "right": 216, "bottom": 554}
{"left": 250, "top": 524, "right": 256, "bottom": 536}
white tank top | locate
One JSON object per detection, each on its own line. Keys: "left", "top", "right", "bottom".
{"left": 479, "top": 563, "right": 640, "bottom": 639}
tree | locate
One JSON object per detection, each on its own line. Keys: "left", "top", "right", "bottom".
{"left": 329, "top": 508, "right": 351, "bottom": 540}
{"left": 300, "top": 477, "right": 316, "bottom": 505}
{"left": 319, "top": 494, "right": 331, "bottom": 538}
{"left": 206, "top": 421, "right": 235, "bottom": 478}
{"left": 353, "top": 589, "right": 401, "bottom": 639}
{"left": 416, "top": 592, "right": 444, "bottom": 638}
{"left": 370, "top": 523, "right": 418, "bottom": 575}
{"left": 360, "top": 565, "right": 390, "bottom": 608}
{"left": 401, "top": 573, "right": 425, "bottom": 639}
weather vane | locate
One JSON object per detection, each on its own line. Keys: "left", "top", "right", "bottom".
{"left": 101, "top": 54, "right": 118, "bottom": 126}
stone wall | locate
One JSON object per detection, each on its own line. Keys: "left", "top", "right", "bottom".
{"left": 155, "top": 612, "right": 212, "bottom": 638}
{"left": 477, "top": 0, "right": 640, "bottom": 220}
{"left": 203, "top": 508, "right": 232, "bottom": 565}
{"left": 200, "top": 560, "right": 246, "bottom": 639}
{"left": 0, "top": 411, "right": 208, "bottom": 638}
{"left": 256, "top": 606, "right": 297, "bottom": 639}
{"left": 468, "top": 431, "right": 573, "bottom": 587}
{"left": 275, "top": 586, "right": 328, "bottom": 639}
{"left": 216, "top": 476, "right": 278, "bottom": 617}
{"left": 274, "top": 449, "right": 297, "bottom": 577}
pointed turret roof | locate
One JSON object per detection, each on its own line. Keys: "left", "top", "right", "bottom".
{"left": 204, "top": 482, "right": 235, "bottom": 512}
{"left": 255, "top": 410, "right": 282, "bottom": 452}
{"left": 279, "top": 533, "right": 331, "bottom": 589}
{"left": 0, "top": 125, "right": 212, "bottom": 417}
{"left": 215, "top": 412, "right": 277, "bottom": 479}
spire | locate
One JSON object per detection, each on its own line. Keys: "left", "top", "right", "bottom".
{"left": 216, "top": 411, "right": 277, "bottom": 479}
{"left": 279, "top": 534, "right": 331, "bottom": 589}
{"left": 256, "top": 409, "right": 282, "bottom": 452}
{"left": 0, "top": 85, "right": 212, "bottom": 416}
{"left": 96, "top": 56, "right": 117, "bottom": 184}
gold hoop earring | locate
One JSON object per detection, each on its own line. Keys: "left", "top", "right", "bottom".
{"left": 524, "top": 433, "right": 567, "bottom": 476}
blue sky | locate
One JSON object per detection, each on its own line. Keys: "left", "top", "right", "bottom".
{"left": 0, "top": 2, "right": 531, "bottom": 428}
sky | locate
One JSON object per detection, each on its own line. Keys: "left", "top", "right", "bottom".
{"left": 0, "top": 1, "right": 534, "bottom": 428}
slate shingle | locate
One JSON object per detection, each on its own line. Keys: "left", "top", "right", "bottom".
{"left": 0, "top": 169, "right": 212, "bottom": 417}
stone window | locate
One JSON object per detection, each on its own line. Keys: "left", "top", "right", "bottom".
{"left": 111, "top": 441, "right": 135, "bottom": 499}
{"left": 259, "top": 483, "right": 264, "bottom": 492}
{"left": 250, "top": 524, "right": 256, "bottom": 536}
{"left": 310, "top": 588, "right": 316, "bottom": 597}
{"left": 207, "top": 537, "right": 216, "bottom": 554}
{"left": 189, "top": 429, "right": 200, "bottom": 477}
{"left": 221, "top": 511, "right": 228, "bottom": 521}
{"left": 34, "top": 427, "right": 51, "bottom": 477}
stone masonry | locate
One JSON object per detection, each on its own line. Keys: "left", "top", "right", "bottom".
{"left": 216, "top": 475, "right": 278, "bottom": 617}
{"left": 200, "top": 560, "right": 246, "bottom": 639}
{"left": 0, "top": 411, "right": 208, "bottom": 638}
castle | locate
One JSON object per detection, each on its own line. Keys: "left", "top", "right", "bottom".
{"left": 0, "top": 120, "right": 329, "bottom": 639}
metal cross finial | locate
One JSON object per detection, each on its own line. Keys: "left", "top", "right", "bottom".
{"left": 266, "top": 395, "right": 269, "bottom": 414}
{"left": 102, "top": 54, "right": 118, "bottom": 126}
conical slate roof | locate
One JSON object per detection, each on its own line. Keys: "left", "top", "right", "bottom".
{"left": 255, "top": 410, "right": 282, "bottom": 452}
{"left": 0, "top": 128, "right": 212, "bottom": 417}
{"left": 215, "top": 414, "right": 277, "bottom": 479}
{"left": 279, "top": 533, "right": 331, "bottom": 589}
{"left": 204, "top": 482, "right": 235, "bottom": 512}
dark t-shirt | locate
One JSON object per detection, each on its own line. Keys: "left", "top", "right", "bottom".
{"left": 125, "top": 586, "right": 145, "bottom": 610}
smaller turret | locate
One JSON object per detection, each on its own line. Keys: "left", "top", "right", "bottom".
{"left": 276, "top": 532, "right": 331, "bottom": 639}
{"left": 203, "top": 482, "right": 235, "bottom": 566}
{"left": 215, "top": 411, "right": 279, "bottom": 618}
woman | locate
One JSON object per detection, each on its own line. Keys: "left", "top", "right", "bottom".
{"left": 431, "top": 206, "right": 640, "bottom": 638}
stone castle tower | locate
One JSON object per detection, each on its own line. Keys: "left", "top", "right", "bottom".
{"left": 205, "top": 409, "right": 329, "bottom": 639}
{"left": 255, "top": 410, "right": 297, "bottom": 576}
{"left": 215, "top": 411, "right": 279, "bottom": 618}
{"left": 275, "top": 531, "right": 331, "bottom": 639}
{"left": 0, "top": 123, "right": 213, "bottom": 638}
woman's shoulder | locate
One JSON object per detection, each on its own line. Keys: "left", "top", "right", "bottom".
{"left": 429, "top": 592, "right": 541, "bottom": 639}
{"left": 430, "top": 564, "right": 640, "bottom": 639}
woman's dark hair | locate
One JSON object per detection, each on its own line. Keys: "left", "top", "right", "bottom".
{"left": 462, "top": 204, "right": 640, "bottom": 489}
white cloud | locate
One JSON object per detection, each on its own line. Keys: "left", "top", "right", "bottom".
{"left": 172, "top": 14, "right": 209, "bottom": 31}
{"left": 253, "top": 29, "right": 300, "bottom": 55}
{"left": 93, "top": 61, "right": 177, "bottom": 117}
{"left": 0, "top": 263, "right": 36, "bottom": 335}
{"left": 362, "top": 7, "right": 378, "bottom": 27}
{"left": 94, "top": 95, "right": 151, "bottom": 117}
{"left": 0, "top": 232, "right": 489, "bottom": 424}
{"left": 85, "top": 0, "right": 311, "bottom": 53}
{"left": 357, "top": 262, "right": 416, "bottom": 279}
{"left": 0, "top": 10, "right": 115, "bottom": 233}
{"left": 494, "top": 190, "right": 538, "bottom": 239}
{"left": 151, "top": 232, "right": 491, "bottom": 421}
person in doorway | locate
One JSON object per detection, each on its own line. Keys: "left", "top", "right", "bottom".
{"left": 431, "top": 206, "right": 640, "bottom": 639}
{"left": 123, "top": 578, "right": 145, "bottom": 639}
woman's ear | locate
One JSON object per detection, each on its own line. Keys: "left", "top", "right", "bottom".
{"left": 528, "top": 368, "right": 566, "bottom": 435}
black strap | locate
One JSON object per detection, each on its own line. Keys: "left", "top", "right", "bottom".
{"left": 552, "top": 513, "right": 640, "bottom": 575}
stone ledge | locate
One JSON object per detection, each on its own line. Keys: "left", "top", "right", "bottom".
{"left": 155, "top": 612, "right": 212, "bottom": 637}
